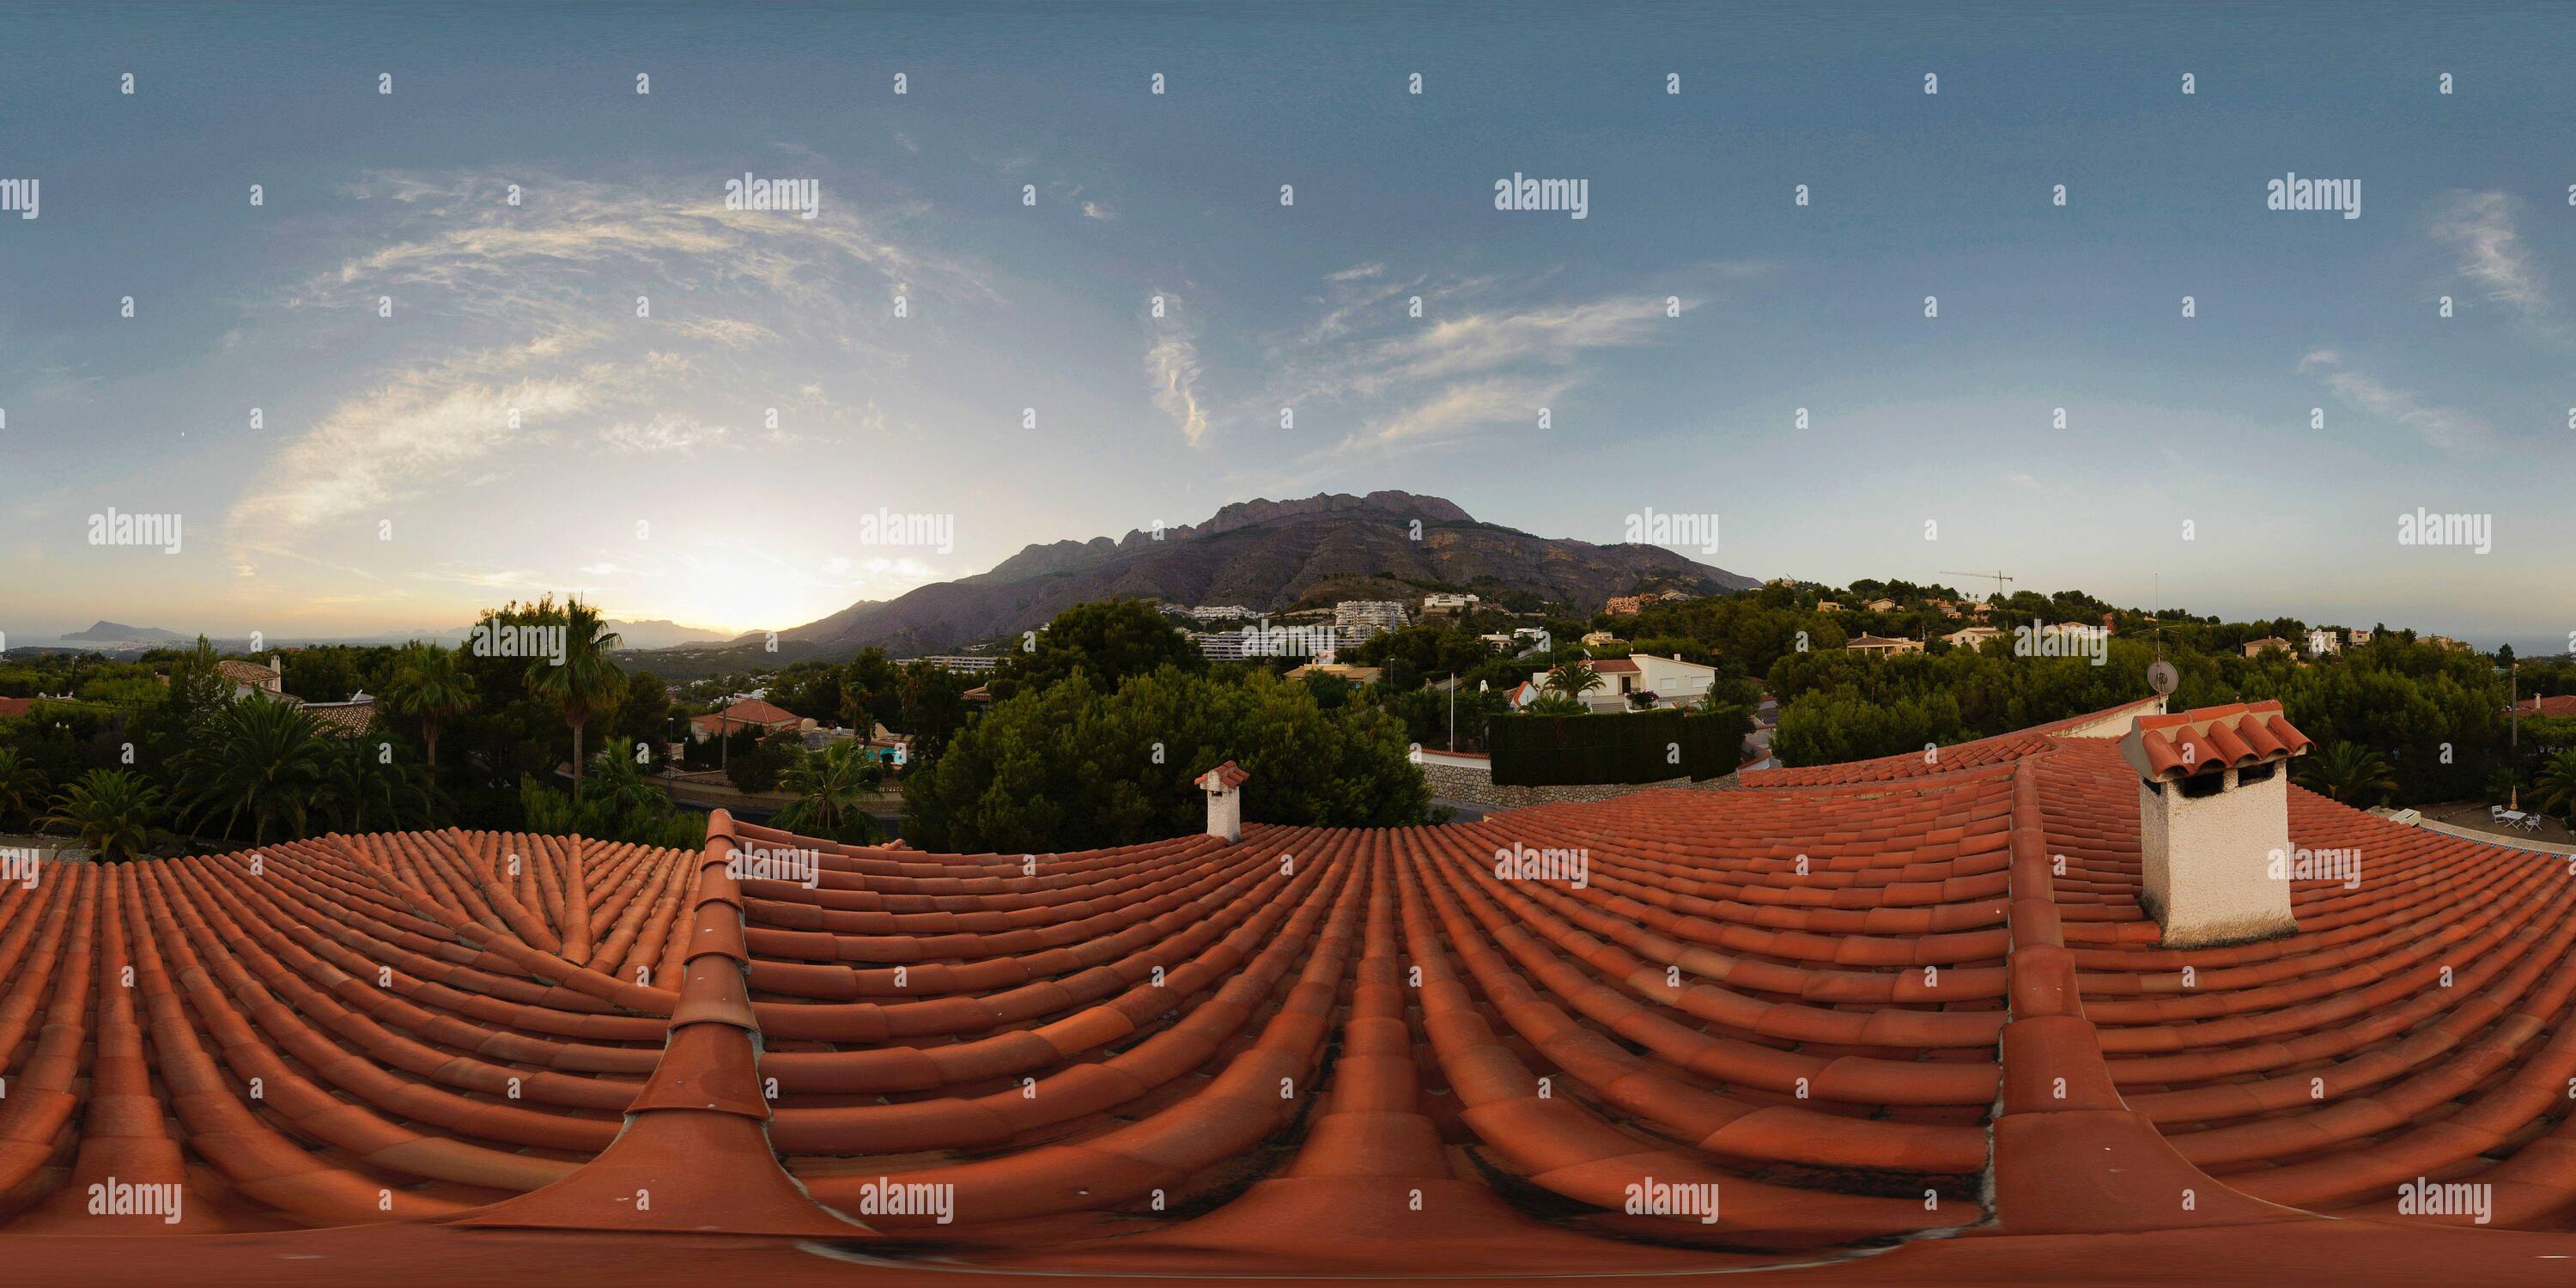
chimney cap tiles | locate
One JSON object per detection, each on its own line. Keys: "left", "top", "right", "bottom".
{"left": 2119, "top": 700, "right": 2312, "bottom": 783}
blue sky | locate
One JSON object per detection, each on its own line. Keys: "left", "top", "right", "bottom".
{"left": 3, "top": 2, "right": 2570, "bottom": 651}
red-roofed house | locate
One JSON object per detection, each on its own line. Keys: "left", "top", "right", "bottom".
{"left": 1844, "top": 632, "right": 1923, "bottom": 657}
{"left": 689, "top": 697, "right": 808, "bottom": 741}
{"left": 2513, "top": 694, "right": 2576, "bottom": 720}
{"left": 217, "top": 656, "right": 286, "bottom": 700}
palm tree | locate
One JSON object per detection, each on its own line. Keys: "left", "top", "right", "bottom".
{"left": 2535, "top": 748, "right": 2576, "bottom": 826}
{"left": 773, "top": 740, "right": 882, "bottom": 841}
{"left": 47, "top": 769, "right": 161, "bottom": 861}
{"left": 317, "top": 738, "right": 434, "bottom": 833}
{"left": 1525, "top": 691, "right": 1589, "bottom": 717}
{"left": 1543, "top": 661, "right": 1605, "bottom": 705}
{"left": 525, "top": 599, "right": 624, "bottom": 803}
{"left": 0, "top": 747, "right": 49, "bottom": 829}
{"left": 581, "top": 745, "right": 666, "bottom": 819}
{"left": 2293, "top": 741, "right": 2397, "bottom": 807}
{"left": 173, "top": 696, "right": 331, "bottom": 843}
{"left": 379, "top": 641, "right": 476, "bottom": 769}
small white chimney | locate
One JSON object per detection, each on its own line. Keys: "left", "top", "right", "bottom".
{"left": 2118, "top": 701, "right": 2312, "bottom": 947}
{"left": 1196, "top": 760, "right": 1249, "bottom": 842}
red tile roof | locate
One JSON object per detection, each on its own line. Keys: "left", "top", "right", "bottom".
{"left": 690, "top": 698, "right": 803, "bottom": 732}
{"left": 2514, "top": 694, "right": 2576, "bottom": 719}
{"left": 217, "top": 659, "right": 280, "bottom": 688}
{"left": 1, "top": 698, "right": 2565, "bottom": 1266}
{"left": 301, "top": 698, "right": 377, "bottom": 736}
{"left": 1195, "top": 758, "right": 1249, "bottom": 789}
{"left": 1588, "top": 659, "right": 1640, "bottom": 673}
{"left": 0, "top": 696, "right": 33, "bottom": 720}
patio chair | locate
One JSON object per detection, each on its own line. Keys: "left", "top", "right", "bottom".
{"left": 2492, "top": 805, "right": 2512, "bottom": 823}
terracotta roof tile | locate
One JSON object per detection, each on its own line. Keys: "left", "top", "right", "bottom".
{"left": 10, "top": 696, "right": 2573, "bottom": 1266}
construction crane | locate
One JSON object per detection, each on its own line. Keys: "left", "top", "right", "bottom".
{"left": 1940, "top": 569, "right": 2015, "bottom": 604}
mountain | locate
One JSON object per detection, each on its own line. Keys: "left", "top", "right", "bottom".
{"left": 765, "top": 490, "right": 1757, "bottom": 656}
{"left": 60, "top": 621, "right": 188, "bottom": 643}
{"left": 603, "top": 618, "right": 735, "bottom": 651}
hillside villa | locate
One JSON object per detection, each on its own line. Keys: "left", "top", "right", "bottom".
{"left": 216, "top": 654, "right": 376, "bottom": 737}
{"left": 1845, "top": 632, "right": 1923, "bottom": 657}
{"left": 1512, "top": 653, "right": 1720, "bottom": 713}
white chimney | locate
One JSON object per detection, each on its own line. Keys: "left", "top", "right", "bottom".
{"left": 1196, "top": 760, "right": 1248, "bottom": 842}
{"left": 2118, "top": 701, "right": 2312, "bottom": 947}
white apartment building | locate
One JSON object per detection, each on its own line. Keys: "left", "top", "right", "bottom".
{"left": 1195, "top": 621, "right": 1358, "bottom": 662}
{"left": 1333, "top": 600, "right": 1409, "bottom": 638}
{"left": 1421, "top": 592, "right": 1480, "bottom": 613}
{"left": 902, "top": 654, "right": 999, "bottom": 673}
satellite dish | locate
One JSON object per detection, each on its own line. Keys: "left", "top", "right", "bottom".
{"left": 2147, "top": 659, "right": 2179, "bottom": 696}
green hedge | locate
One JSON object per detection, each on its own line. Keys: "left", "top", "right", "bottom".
{"left": 1490, "top": 708, "right": 1741, "bottom": 786}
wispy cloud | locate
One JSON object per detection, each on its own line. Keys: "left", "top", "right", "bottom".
{"left": 226, "top": 353, "right": 606, "bottom": 570}
{"left": 1355, "top": 374, "right": 1579, "bottom": 449}
{"left": 2432, "top": 191, "right": 2546, "bottom": 319}
{"left": 1274, "top": 266, "right": 1725, "bottom": 459}
{"left": 225, "top": 169, "right": 990, "bottom": 574}
{"left": 1145, "top": 293, "right": 1210, "bottom": 446}
{"left": 2299, "top": 349, "right": 2488, "bottom": 452}
{"left": 599, "top": 413, "right": 734, "bottom": 454}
